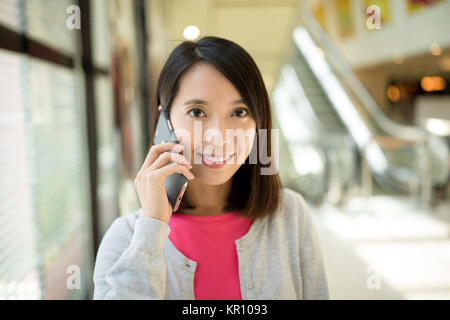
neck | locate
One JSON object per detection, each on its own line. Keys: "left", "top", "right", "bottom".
{"left": 181, "top": 178, "right": 233, "bottom": 217}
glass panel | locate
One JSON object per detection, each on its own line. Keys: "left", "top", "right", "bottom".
{"left": 0, "top": 49, "right": 41, "bottom": 299}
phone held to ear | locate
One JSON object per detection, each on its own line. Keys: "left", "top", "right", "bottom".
{"left": 153, "top": 111, "right": 188, "bottom": 212}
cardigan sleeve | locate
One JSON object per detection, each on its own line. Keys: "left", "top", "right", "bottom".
{"left": 297, "top": 195, "right": 330, "bottom": 300}
{"left": 92, "top": 215, "right": 171, "bottom": 299}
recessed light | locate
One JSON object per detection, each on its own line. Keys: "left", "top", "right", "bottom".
{"left": 183, "top": 25, "right": 200, "bottom": 40}
{"left": 429, "top": 43, "right": 442, "bottom": 56}
{"left": 426, "top": 118, "right": 450, "bottom": 136}
{"left": 387, "top": 85, "right": 401, "bottom": 102}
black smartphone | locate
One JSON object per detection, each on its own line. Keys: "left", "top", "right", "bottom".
{"left": 153, "top": 110, "right": 188, "bottom": 212}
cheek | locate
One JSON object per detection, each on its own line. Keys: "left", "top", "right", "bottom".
{"left": 235, "top": 127, "right": 256, "bottom": 163}
{"left": 171, "top": 117, "right": 196, "bottom": 159}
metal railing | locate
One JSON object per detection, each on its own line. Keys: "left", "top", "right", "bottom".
{"left": 294, "top": 11, "right": 449, "bottom": 199}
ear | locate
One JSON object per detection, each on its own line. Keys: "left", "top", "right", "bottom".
{"left": 158, "top": 104, "right": 163, "bottom": 111}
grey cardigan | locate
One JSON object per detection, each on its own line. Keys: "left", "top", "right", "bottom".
{"left": 92, "top": 188, "right": 329, "bottom": 299}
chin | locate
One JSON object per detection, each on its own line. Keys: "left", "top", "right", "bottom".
{"left": 193, "top": 169, "right": 236, "bottom": 185}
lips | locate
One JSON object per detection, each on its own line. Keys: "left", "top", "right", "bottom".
{"left": 200, "top": 153, "right": 234, "bottom": 163}
{"left": 197, "top": 152, "right": 235, "bottom": 168}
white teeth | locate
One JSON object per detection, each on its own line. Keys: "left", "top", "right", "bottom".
{"left": 202, "top": 153, "right": 233, "bottom": 163}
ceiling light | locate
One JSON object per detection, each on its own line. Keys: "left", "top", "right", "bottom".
{"left": 421, "top": 76, "right": 446, "bottom": 92}
{"left": 426, "top": 118, "right": 450, "bottom": 136}
{"left": 387, "top": 85, "right": 401, "bottom": 102}
{"left": 429, "top": 43, "right": 442, "bottom": 56}
{"left": 183, "top": 25, "right": 200, "bottom": 40}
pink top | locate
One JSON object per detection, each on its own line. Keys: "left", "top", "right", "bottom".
{"left": 168, "top": 211, "right": 254, "bottom": 300}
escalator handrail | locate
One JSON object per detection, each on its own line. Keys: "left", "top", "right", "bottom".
{"left": 293, "top": 14, "right": 449, "bottom": 187}
{"left": 301, "top": 12, "right": 425, "bottom": 142}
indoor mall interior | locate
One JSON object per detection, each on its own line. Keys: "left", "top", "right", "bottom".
{"left": 0, "top": 0, "right": 449, "bottom": 300}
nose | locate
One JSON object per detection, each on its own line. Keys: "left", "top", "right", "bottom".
{"left": 203, "top": 117, "right": 234, "bottom": 155}
{"left": 203, "top": 116, "right": 227, "bottom": 142}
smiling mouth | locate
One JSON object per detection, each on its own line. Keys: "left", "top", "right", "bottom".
{"left": 197, "top": 153, "right": 235, "bottom": 164}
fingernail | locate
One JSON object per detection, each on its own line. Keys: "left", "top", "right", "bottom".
{"left": 173, "top": 144, "right": 184, "bottom": 152}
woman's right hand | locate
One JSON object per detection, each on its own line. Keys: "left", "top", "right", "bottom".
{"left": 134, "top": 141, "right": 194, "bottom": 225}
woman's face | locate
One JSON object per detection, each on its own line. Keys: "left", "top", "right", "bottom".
{"left": 169, "top": 62, "right": 257, "bottom": 185}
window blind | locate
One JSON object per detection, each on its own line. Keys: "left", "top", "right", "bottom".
{"left": 0, "top": 0, "right": 23, "bottom": 33}
{"left": 25, "top": 0, "right": 77, "bottom": 56}
{"left": 27, "top": 56, "right": 92, "bottom": 300}
{"left": 0, "top": 0, "right": 93, "bottom": 299}
{"left": 0, "top": 49, "right": 41, "bottom": 299}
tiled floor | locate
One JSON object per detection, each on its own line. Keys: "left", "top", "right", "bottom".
{"left": 309, "top": 195, "right": 450, "bottom": 300}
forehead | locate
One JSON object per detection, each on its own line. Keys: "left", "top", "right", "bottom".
{"left": 174, "top": 62, "right": 242, "bottom": 103}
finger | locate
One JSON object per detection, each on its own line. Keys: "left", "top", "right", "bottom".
{"left": 154, "top": 162, "right": 195, "bottom": 181}
{"left": 149, "top": 151, "right": 192, "bottom": 171}
{"left": 139, "top": 142, "right": 184, "bottom": 173}
{"left": 139, "top": 142, "right": 176, "bottom": 173}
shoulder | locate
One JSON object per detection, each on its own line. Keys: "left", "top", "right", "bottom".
{"left": 93, "top": 208, "right": 143, "bottom": 277}
{"left": 95, "top": 208, "right": 143, "bottom": 258}
{"left": 281, "top": 187, "right": 308, "bottom": 208}
{"left": 266, "top": 187, "right": 315, "bottom": 236}
{"left": 278, "top": 187, "right": 311, "bottom": 221}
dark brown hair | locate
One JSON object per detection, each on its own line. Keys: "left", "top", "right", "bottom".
{"left": 150, "top": 36, "right": 282, "bottom": 220}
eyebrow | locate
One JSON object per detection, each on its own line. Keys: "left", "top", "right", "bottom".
{"left": 183, "top": 98, "right": 245, "bottom": 106}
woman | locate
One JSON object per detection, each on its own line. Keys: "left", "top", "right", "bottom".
{"left": 93, "top": 36, "right": 329, "bottom": 300}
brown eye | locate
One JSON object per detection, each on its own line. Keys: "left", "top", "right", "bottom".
{"left": 232, "top": 108, "right": 249, "bottom": 118}
{"left": 188, "top": 108, "right": 206, "bottom": 118}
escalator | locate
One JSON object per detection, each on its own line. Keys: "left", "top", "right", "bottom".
{"left": 274, "top": 12, "right": 449, "bottom": 196}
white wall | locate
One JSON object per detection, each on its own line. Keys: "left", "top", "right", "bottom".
{"left": 415, "top": 96, "right": 450, "bottom": 121}
{"left": 318, "top": 0, "right": 450, "bottom": 68}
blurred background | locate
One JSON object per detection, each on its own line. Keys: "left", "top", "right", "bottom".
{"left": 0, "top": 0, "right": 449, "bottom": 300}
